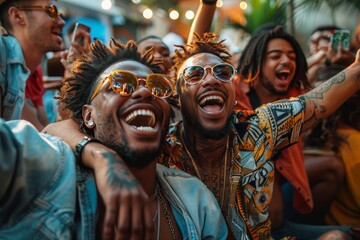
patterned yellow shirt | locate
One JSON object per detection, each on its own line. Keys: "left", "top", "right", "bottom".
{"left": 159, "top": 97, "right": 306, "bottom": 240}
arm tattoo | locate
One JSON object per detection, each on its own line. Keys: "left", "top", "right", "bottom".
{"left": 304, "top": 72, "right": 346, "bottom": 115}
{"left": 306, "top": 72, "right": 346, "bottom": 100}
{"left": 101, "top": 152, "right": 139, "bottom": 189}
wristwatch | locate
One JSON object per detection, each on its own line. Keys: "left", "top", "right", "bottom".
{"left": 202, "top": 0, "right": 217, "bottom": 5}
{"left": 74, "top": 136, "right": 102, "bottom": 161}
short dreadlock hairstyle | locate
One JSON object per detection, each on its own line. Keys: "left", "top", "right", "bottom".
{"left": 237, "top": 25, "right": 311, "bottom": 91}
{"left": 173, "top": 32, "right": 232, "bottom": 78}
{"left": 58, "top": 38, "right": 161, "bottom": 125}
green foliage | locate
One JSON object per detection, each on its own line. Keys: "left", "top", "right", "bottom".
{"left": 227, "top": 0, "right": 287, "bottom": 34}
{"left": 294, "top": 0, "right": 360, "bottom": 25}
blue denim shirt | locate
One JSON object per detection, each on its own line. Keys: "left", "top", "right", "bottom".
{"left": 0, "top": 119, "right": 227, "bottom": 239}
{"left": 0, "top": 36, "right": 30, "bottom": 120}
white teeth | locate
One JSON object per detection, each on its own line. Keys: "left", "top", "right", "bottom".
{"left": 199, "top": 95, "right": 224, "bottom": 106}
{"left": 134, "top": 126, "right": 155, "bottom": 131}
{"left": 125, "top": 109, "right": 155, "bottom": 123}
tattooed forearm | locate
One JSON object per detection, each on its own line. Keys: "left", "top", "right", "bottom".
{"left": 101, "top": 152, "right": 139, "bottom": 189}
{"left": 306, "top": 72, "right": 346, "bottom": 100}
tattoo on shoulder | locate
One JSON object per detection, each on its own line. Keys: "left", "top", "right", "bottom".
{"left": 101, "top": 152, "right": 139, "bottom": 189}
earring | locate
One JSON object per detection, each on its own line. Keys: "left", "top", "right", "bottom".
{"left": 234, "top": 101, "right": 238, "bottom": 106}
{"left": 88, "top": 120, "right": 94, "bottom": 126}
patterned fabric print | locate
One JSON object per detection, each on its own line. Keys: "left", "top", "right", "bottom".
{"left": 161, "top": 97, "right": 306, "bottom": 240}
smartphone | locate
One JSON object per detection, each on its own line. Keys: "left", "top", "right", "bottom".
{"left": 67, "top": 22, "right": 91, "bottom": 61}
{"left": 71, "top": 22, "right": 91, "bottom": 45}
{"left": 330, "top": 30, "right": 350, "bottom": 52}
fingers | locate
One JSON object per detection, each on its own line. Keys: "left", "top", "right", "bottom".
{"left": 115, "top": 195, "right": 132, "bottom": 239}
{"left": 110, "top": 192, "right": 154, "bottom": 240}
{"left": 102, "top": 197, "right": 119, "bottom": 240}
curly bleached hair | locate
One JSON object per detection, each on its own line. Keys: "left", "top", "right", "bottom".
{"left": 172, "top": 32, "right": 232, "bottom": 78}
{"left": 58, "top": 38, "right": 162, "bottom": 125}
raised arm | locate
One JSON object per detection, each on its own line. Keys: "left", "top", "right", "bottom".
{"left": 301, "top": 49, "right": 360, "bottom": 132}
{"left": 187, "top": 0, "right": 217, "bottom": 44}
{"left": 43, "top": 119, "right": 153, "bottom": 240}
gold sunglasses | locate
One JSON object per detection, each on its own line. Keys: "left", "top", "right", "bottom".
{"left": 17, "top": 5, "right": 63, "bottom": 22}
{"left": 90, "top": 70, "right": 174, "bottom": 101}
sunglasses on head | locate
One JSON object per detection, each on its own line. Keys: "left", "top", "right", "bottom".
{"left": 90, "top": 70, "right": 174, "bottom": 101}
{"left": 17, "top": 5, "right": 63, "bottom": 22}
{"left": 180, "top": 63, "right": 236, "bottom": 85}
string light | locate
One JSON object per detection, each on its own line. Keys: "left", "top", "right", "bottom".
{"left": 185, "top": 10, "right": 194, "bottom": 20}
{"left": 239, "top": 1, "right": 247, "bottom": 10}
{"left": 131, "top": 0, "right": 141, "bottom": 4}
{"left": 169, "top": 9, "right": 179, "bottom": 20}
{"left": 101, "top": 0, "right": 112, "bottom": 10}
{"left": 143, "top": 8, "right": 153, "bottom": 19}
{"left": 216, "top": 0, "right": 223, "bottom": 8}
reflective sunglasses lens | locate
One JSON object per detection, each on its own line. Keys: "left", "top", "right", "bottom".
{"left": 213, "top": 64, "right": 234, "bottom": 81}
{"left": 147, "top": 75, "right": 173, "bottom": 98}
{"left": 183, "top": 66, "right": 205, "bottom": 84}
{"left": 111, "top": 71, "right": 138, "bottom": 95}
{"left": 48, "top": 5, "right": 57, "bottom": 18}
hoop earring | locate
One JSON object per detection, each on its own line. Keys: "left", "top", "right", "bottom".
{"left": 234, "top": 101, "right": 238, "bottom": 106}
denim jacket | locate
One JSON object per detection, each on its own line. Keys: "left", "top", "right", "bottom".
{"left": 0, "top": 119, "right": 76, "bottom": 239}
{"left": 0, "top": 119, "right": 227, "bottom": 239}
{"left": 0, "top": 36, "right": 30, "bottom": 120}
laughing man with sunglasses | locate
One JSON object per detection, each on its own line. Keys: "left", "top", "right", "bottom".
{"left": 0, "top": 0, "right": 65, "bottom": 121}
{"left": 161, "top": 33, "right": 360, "bottom": 239}
{"left": 0, "top": 39, "right": 227, "bottom": 239}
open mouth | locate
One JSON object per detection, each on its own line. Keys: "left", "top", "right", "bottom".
{"left": 124, "top": 109, "right": 156, "bottom": 131}
{"left": 275, "top": 70, "right": 291, "bottom": 80}
{"left": 198, "top": 95, "right": 225, "bottom": 112}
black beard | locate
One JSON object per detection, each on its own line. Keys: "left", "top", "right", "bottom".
{"left": 95, "top": 118, "right": 161, "bottom": 168}
{"left": 104, "top": 136, "right": 160, "bottom": 168}
{"left": 183, "top": 113, "right": 233, "bottom": 140}
{"left": 261, "top": 78, "right": 289, "bottom": 96}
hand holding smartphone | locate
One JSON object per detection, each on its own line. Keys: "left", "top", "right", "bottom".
{"left": 67, "top": 22, "right": 91, "bottom": 63}
{"left": 330, "top": 30, "right": 350, "bottom": 52}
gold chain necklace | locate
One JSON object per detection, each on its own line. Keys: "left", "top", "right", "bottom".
{"left": 157, "top": 185, "right": 177, "bottom": 240}
{"left": 182, "top": 132, "right": 230, "bottom": 208}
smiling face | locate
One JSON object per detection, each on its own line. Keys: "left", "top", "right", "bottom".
{"left": 87, "top": 60, "right": 171, "bottom": 167}
{"left": 259, "top": 38, "right": 297, "bottom": 96}
{"left": 137, "top": 38, "right": 172, "bottom": 75}
{"left": 21, "top": 0, "right": 65, "bottom": 53}
{"left": 177, "top": 53, "right": 235, "bottom": 139}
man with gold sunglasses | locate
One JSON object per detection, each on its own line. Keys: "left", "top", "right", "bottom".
{"left": 0, "top": 39, "right": 227, "bottom": 239}
{"left": 0, "top": 0, "right": 65, "bottom": 121}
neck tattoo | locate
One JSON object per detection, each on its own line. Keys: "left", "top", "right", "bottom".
{"left": 182, "top": 133, "right": 231, "bottom": 208}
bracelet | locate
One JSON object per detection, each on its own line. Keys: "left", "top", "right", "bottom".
{"left": 202, "top": 0, "right": 217, "bottom": 5}
{"left": 74, "top": 136, "right": 102, "bottom": 161}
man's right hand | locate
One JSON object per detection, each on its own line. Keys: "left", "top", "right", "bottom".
{"left": 89, "top": 147, "right": 154, "bottom": 240}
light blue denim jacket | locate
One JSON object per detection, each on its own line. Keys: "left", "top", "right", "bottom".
{"left": 0, "top": 35, "right": 30, "bottom": 120}
{"left": 0, "top": 119, "right": 227, "bottom": 239}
